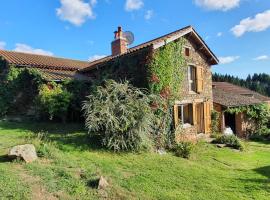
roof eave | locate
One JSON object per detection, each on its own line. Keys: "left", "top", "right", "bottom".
{"left": 153, "top": 27, "right": 219, "bottom": 65}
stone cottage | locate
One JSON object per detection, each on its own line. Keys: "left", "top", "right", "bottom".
{"left": 0, "top": 26, "right": 219, "bottom": 134}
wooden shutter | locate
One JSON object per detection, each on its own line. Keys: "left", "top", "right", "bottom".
{"left": 174, "top": 105, "right": 179, "bottom": 128}
{"left": 204, "top": 102, "right": 212, "bottom": 134}
{"left": 196, "top": 67, "right": 204, "bottom": 93}
{"left": 192, "top": 103, "right": 197, "bottom": 126}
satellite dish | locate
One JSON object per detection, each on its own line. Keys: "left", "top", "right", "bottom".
{"left": 123, "top": 31, "right": 134, "bottom": 46}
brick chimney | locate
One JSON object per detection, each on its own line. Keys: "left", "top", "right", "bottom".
{"left": 111, "top": 26, "right": 128, "bottom": 56}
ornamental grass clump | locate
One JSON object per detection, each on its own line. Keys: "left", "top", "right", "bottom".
{"left": 82, "top": 80, "right": 156, "bottom": 152}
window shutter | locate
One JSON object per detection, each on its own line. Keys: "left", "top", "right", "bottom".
{"left": 174, "top": 105, "right": 179, "bottom": 128}
{"left": 192, "top": 103, "right": 197, "bottom": 126}
{"left": 196, "top": 67, "right": 204, "bottom": 93}
{"left": 204, "top": 102, "right": 212, "bottom": 134}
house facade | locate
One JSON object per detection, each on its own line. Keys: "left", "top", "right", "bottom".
{"left": 0, "top": 26, "right": 219, "bottom": 135}
{"left": 80, "top": 26, "right": 219, "bottom": 135}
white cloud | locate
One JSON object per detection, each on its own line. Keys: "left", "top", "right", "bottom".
{"left": 125, "top": 0, "right": 144, "bottom": 12}
{"left": 195, "top": 0, "right": 240, "bottom": 11}
{"left": 231, "top": 10, "right": 270, "bottom": 37}
{"left": 0, "top": 41, "right": 6, "bottom": 49}
{"left": 89, "top": 54, "right": 107, "bottom": 62}
{"left": 253, "top": 55, "right": 269, "bottom": 61}
{"left": 56, "top": 0, "right": 96, "bottom": 26}
{"left": 218, "top": 56, "right": 240, "bottom": 64}
{"left": 14, "top": 44, "right": 54, "bottom": 56}
{"left": 145, "top": 10, "right": 154, "bottom": 20}
{"left": 217, "top": 32, "right": 223, "bottom": 37}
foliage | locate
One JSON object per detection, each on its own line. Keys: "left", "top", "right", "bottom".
{"left": 0, "top": 66, "right": 44, "bottom": 116}
{"left": 82, "top": 80, "right": 156, "bottom": 152}
{"left": 35, "top": 83, "right": 72, "bottom": 122}
{"left": 213, "top": 73, "right": 270, "bottom": 97}
{"left": 211, "top": 110, "right": 220, "bottom": 135}
{"left": 174, "top": 141, "right": 194, "bottom": 159}
{"left": 147, "top": 38, "right": 187, "bottom": 101}
{"left": 214, "top": 135, "right": 244, "bottom": 150}
{"left": 226, "top": 103, "right": 270, "bottom": 136}
{"left": 62, "top": 80, "right": 91, "bottom": 122}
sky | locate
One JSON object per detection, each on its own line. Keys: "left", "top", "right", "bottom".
{"left": 0, "top": 0, "right": 270, "bottom": 78}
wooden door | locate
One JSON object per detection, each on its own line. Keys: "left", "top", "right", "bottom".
{"left": 196, "top": 103, "right": 204, "bottom": 133}
{"left": 204, "top": 102, "right": 212, "bottom": 134}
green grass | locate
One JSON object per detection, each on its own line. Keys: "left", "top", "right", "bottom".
{"left": 0, "top": 121, "right": 270, "bottom": 199}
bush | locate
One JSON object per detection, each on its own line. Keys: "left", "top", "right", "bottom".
{"left": 174, "top": 141, "right": 194, "bottom": 159}
{"left": 214, "top": 135, "right": 244, "bottom": 150}
{"left": 211, "top": 110, "right": 220, "bottom": 135}
{"left": 82, "top": 80, "right": 156, "bottom": 152}
{"left": 35, "top": 83, "right": 72, "bottom": 122}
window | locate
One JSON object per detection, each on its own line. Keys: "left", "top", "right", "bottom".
{"left": 185, "top": 47, "right": 190, "bottom": 57}
{"left": 188, "top": 65, "right": 196, "bottom": 92}
{"left": 178, "top": 104, "right": 193, "bottom": 125}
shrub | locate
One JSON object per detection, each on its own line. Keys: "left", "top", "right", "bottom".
{"left": 174, "top": 141, "right": 194, "bottom": 159}
{"left": 214, "top": 135, "right": 244, "bottom": 150}
{"left": 211, "top": 110, "right": 220, "bottom": 135}
{"left": 82, "top": 80, "right": 156, "bottom": 152}
{"left": 35, "top": 83, "right": 72, "bottom": 122}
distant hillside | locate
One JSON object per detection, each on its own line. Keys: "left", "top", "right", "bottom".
{"left": 213, "top": 73, "right": 270, "bottom": 97}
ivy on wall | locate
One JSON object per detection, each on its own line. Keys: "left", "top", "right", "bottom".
{"left": 0, "top": 66, "right": 44, "bottom": 116}
{"left": 147, "top": 38, "right": 187, "bottom": 102}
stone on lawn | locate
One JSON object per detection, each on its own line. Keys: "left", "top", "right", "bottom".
{"left": 98, "top": 176, "right": 109, "bottom": 190}
{"left": 8, "top": 144, "right": 38, "bottom": 163}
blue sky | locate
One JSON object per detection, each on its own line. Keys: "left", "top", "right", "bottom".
{"left": 0, "top": 0, "right": 269, "bottom": 78}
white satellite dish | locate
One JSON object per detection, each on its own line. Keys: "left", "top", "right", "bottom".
{"left": 123, "top": 31, "right": 135, "bottom": 46}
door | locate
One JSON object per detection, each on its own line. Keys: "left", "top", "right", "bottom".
{"left": 196, "top": 103, "right": 204, "bottom": 133}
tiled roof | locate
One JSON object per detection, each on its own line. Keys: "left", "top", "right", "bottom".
{"left": 213, "top": 82, "right": 270, "bottom": 107}
{"left": 37, "top": 68, "right": 90, "bottom": 81}
{"left": 0, "top": 50, "right": 89, "bottom": 71}
{"left": 81, "top": 26, "right": 219, "bottom": 72}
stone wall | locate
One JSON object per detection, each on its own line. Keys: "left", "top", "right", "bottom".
{"left": 175, "top": 37, "right": 214, "bottom": 135}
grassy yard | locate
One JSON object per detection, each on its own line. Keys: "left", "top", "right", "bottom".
{"left": 0, "top": 121, "right": 270, "bottom": 200}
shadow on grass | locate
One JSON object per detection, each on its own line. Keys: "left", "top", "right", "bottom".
{"left": 0, "top": 121, "right": 103, "bottom": 152}
{"left": 0, "top": 155, "right": 13, "bottom": 163}
{"left": 238, "top": 166, "right": 270, "bottom": 192}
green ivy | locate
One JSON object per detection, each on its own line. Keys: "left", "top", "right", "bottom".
{"left": 147, "top": 38, "right": 187, "bottom": 102}
{"left": 0, "top": 66, "right": 44, "bottom": 116}
{"left": 226, "top": 104, "right": 270, "bottom": 136}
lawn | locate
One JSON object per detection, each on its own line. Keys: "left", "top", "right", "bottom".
{"left": 0, "top": 121, "right": 270, "bottom": 200}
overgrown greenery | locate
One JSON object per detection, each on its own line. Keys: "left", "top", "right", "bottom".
{"left": 213, "top": 135, "right": 244, "bottom": 151}
{"left": 0, "top": 66, "right": 44, "bottom": 116}
{"left": 35, "top": 83, "right": 72, "bottom": 122}
{"left": 147, "top": 38, "right": 187, "bottom": 101}
{"left": 226, "top": 103, "right": 270, "bottom": 136}
{"left": 213, "top": 73, "right": 270, "bottom": 97}
{"left": 174, "top": 141, "right": 194, "bottom": 159}
{"left": 82, "top": 80, "right": 156, "bottom": 152}
{"left": 211, "top": 110, "right": 220, "bottom": 135}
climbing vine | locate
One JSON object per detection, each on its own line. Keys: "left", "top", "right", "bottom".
{"left": 147, "top": 38, "right": 187, "bottom": 102}
{"left": 226, "top": 103, "right": 270, "bottom": 136}
{"left": 0, "top": 65, "right": 44, "bottom": 116}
